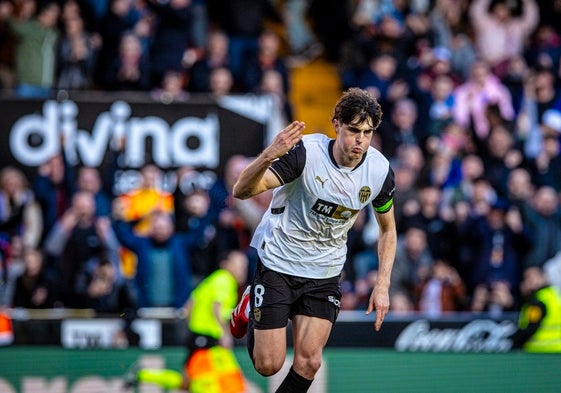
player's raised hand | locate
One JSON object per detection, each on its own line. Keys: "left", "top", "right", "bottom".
{"left": 262, "top": 121, "right": 305, "bottom": 161}
{"left": 366, "top": 285, "right": 390, "bottom": 332}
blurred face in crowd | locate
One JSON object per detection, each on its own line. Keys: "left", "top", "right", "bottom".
{"left": 470, "top": 61, "right": 490, "bottom": 86}
{"left": 491, "top": 2, "right": 511, "bottom": 22}
{"left": 141, "top": 164, "right": 163, "bottom": 189}
{"left": 520, "top": 267, "right": 547, "bottom": 297}
{"left": 260, "top": 70, "right": 284, "bottom": 95}
{"left": 396, "top": 145, "right": 424, "bottom": 173}
{"left": 487, "top": 125, "right": 513, "bottom": 158}
{"left": 0, "top": 167, "right": 27, "bottom": 196}
{"left": 223, "top": 250, "right": 249, "bottom": 286}
{"left": 431, "top": 75, "right": 454, "bottom": 101}
{"left": 207, "top": 31, "right": 229, "bottom": 62}
{"left": 38, "top": 3, "right": 60, "bottom": 27}
{"left": 78, "top": 167, "right": 101, "bottom": 194}
{"left": 225, "top": 155, "right": 249, "bottom": 191}
{"left": 419, "top": 185, "right": 441, "bottom": 217}
{"left": 23, "top": 249, "right": 44, "bottom": 277}
{"left": 461, "top": 154, "right": 484, "bottom": 182}
{"left": 507, "top": 168, "right": 533, "bottom": 200}
{"left": 404, "top": 227, "right": 427, "bottom": 257}
{"left": 209, "top": 67, "right": 233, "bottom": 97}
{"left": 72, "top": 191, "right": 96, "bottom": 222}
{"left": 111, "top": 0, "right": 131, "bottom": 17}
{"left": 532, "top": 186, "right": 558, "bottom": 216}
{"left": 392, "top": 99, "right": 417, "bottom": 130}
{"left": 371, "top": 54, "right": 397, "bottom": 80}
{"left": 120, "top": 33, "right": 142, "bottom": 61}
{"left": 184, "top": 190, "right": 210, "bottom": 218}
{"left": 150, "top": 212, "right": 174, "bottom": 242}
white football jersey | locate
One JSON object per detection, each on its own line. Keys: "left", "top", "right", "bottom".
{"left": 251, "top": 133, "right": 394, "bottom": 279}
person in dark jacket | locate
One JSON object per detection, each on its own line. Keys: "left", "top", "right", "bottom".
{"left": 112, "top": 200, "right": 209, "bottom": 308}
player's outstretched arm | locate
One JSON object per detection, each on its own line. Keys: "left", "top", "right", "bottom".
{"left": 366, "top": 206, "right": 397, "bottom": 331}
{"left": 233, "top": 121, "right": 305, "bottom": 199}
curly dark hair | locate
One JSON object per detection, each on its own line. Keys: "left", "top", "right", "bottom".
{"left": 331, "top": 87, "right": 383, "bottom": 130}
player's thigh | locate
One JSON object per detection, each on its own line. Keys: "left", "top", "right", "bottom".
{"left": 253, "top": 326, "right": 288, "bottom": 366}
{"left": 291, "top": 314, "right": 333, "bottom": 359}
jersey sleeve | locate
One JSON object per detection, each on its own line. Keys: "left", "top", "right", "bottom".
{"left": 268, "top": 139, "right": 306, "bottom": 185}
{"left": 372, "top": 166, "right": 395, "bottom": 214}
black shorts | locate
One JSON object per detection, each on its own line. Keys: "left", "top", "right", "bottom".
{"left": 249, "top": 259, "right": 342, "bottom": 330}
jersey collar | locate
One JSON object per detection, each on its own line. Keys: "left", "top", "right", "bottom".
{"left": 329, "top": 139, "right": 367, "bottom": 171}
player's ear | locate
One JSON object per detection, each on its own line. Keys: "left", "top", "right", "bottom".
{"left": 332, "top": 119, "right": 340, "bottom": 134}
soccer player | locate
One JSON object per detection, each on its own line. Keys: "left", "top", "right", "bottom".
{"left": 230, "top": 87, "right": 397, "bottom": 392}
{"left": 124, "top": 249, "right": 249, "bottom": 392}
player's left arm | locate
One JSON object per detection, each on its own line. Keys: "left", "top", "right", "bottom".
{"left": 366, "top": 167, "right": 397, "bottom": 331}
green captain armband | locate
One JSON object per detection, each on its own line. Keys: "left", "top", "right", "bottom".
{"left": 374, "top": 199, "right": 393, "bottom": 213}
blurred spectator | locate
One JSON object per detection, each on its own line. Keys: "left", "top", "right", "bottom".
{"left": 523, "top": 186, "right": 561, "bottom": 268}
{"left": 11, "top": 248, "right": 55, "bottom": 308}
{"left": 357, "top": 52, "right": 409, "bottom": 110}
{"left": 151, "top": 69, "right": 189, "bottom": 103}
{"left": 0, "top": 166, "right": 42, "bottom": 249}
{"left": 76, "top": 166, "right": 112, "bottom": 217}
{"left": 282, "top": 0, "right": 323, "bottom": 66}
{"left": 428, "top": 0, "right": 476, "bottom": 79}
{"left": 188, "top": 29, "right": 231, "bottom": 93}
{"left": 417, "top": 259, "right": 467, "bottom": 315}
{"left": 377, "top": 97, "right": 421, "bottom": 159}
{"left": 0, "top": 236, "right": 24, "bottom": 307}
{"left": 390, "top": 224, "right": 435, "bottom": 312}
{"left": 95, "top": 0, "right": 142, "bottom": 88}
{"left": 208, "top": 155, "right": 267, "bottom": 281}
{"left": 510, "top": 266, "right": 561, "bottom": 352}
{"left": 525, "top": 23, "right": 561, "bottom": 70}
{"left": 506, "top": 167, "right": 535, "bottom": 209}
{"left": 208, "top": 66, "right": 234, "bottom": 98}
{"left": 207, "top": 0, "right": 281, "bottom": 81}
{"left": 457, "top": 198, "right": 533, "bottom": 304}
{"left": 145, "top": 0, "right": 193, "bottom": 87}
{"left": 422, "top": 74, "right": 456, "bottom": 137}
{"left": 452, "top": 60, "right": 515, "bottom": 139}
{"left": 391, "top": 163, "right": 418, "bottom": 227}
{"left": 526, "top": 111, "right": 561, "bottom": 191}
{"left": 344, "top": 207, "right": 379, "bottom": 299}
{"left": 56, "top": 9, "right": 100, "bottom": 90}
{"left": 400, "top": 184, "right": 458, "bottom": 263}
{"left": 43, "top": 191, "right": 119, "bottom": 308}
{"left": 33, "top": 153, "right": 76, "bottom": 246}
{"left": 1, "top": 0, "right": 60, "bottom": 97}
{"left": 0, "top": 0, "right": 16, "bottom": 89}
{"left": 104, "top": 31, "right": 150, "bottom": 91}
{"left": 118, "top": 164, "right": 174, "bottom": 235}
{"left": 520, "top": 70, "right": 561, "bottom": 159}
{"left": 470, "top": 280, "right": 516, "bottom": 316}
{"left": 243, "top": 29, "right": 289, "bottom": 95}
{"left": 258, "top": 68, "right": 294, "bottom": 125}
{"left": 175, "top": 186, "right": 220, "bottom": 284}
{"left": 424, "top": 121, "right": 468, "bottom": 187}
{"left": 307, "top": 0, "right": 355, "bottom": 63}
{"left": 479, "top": 122, "right": 523, "bottom": 197}
{"left": 86, "top": 256, "right": 137, "bottom": 315}
{"left": 112, "top": 202, "right": 208, "bottom": 308}
{"left": 469, "top": 0, "right": 539, "bottom": 77}
{"left": 441, "top": 153, "right": 485, "bottom": 208}
{"left": 500, "top": 55, "right": 530, "bottom": 113}
{"left": 117, "top": 163, "right": 174, "bottom": 278}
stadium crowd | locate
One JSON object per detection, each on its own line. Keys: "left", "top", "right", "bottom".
{"left": 0, "top": 0, "right": 560, "bottom": 323}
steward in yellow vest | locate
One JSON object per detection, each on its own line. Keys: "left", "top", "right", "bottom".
{"left": 511, "top": 267, "right": 561, "bottom": 352}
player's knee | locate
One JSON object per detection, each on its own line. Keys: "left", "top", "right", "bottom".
{"left": 294, "top": 354, "right": 322, "bottom": 376}
{"left": 253, "top": 357, "right": 284, "bottom": 377}
{"left": 307, "top": 357, "right": 322, "bottom": 374}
